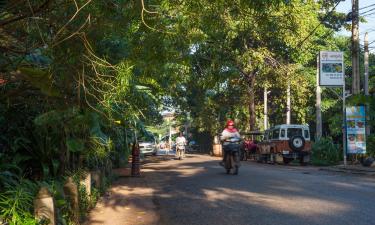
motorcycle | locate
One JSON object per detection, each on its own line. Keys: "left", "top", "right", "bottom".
{"left": 187, "top": 140, "right": 199, "bottom": 153}
{"left": 241, "top": 139, "right": 257, "bottom": 161}
{"left": 176, "top": 143, "right": 186, "bottom": 160}
{"left": 223, "top": 137, "right": 241, "bottom": 175}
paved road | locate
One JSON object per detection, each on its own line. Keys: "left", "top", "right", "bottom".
{"left": 142, "top": 154, "right": 375, "bottom": 225}
{"left": 155, "top": 149, "right": 176, "bottom": 156}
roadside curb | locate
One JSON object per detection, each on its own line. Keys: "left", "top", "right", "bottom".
{"left": 319, "top": 165, "right": 375, "bottom": 176}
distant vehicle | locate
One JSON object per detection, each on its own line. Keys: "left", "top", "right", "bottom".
{"left": 187, "top": 140, "right": 199, "bottom": 152}
{"left": 138, "top": 135, "right": 157, "bottom": 155}
{"left": 158, "top": 133, "right": 178, "bottom": 150}
{"left": 256, "top": 124, "right": 311, "bottom": 165}
{"left": 240, "top": 131, "right": 264, "bottom": 161}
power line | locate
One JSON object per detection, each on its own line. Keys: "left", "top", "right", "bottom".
{"left": 360, "top": 29, "right": 375, "bottom": 35}
{"left": 362, "top": 12, "right": 375, "bottom": 17}
{"left": 296, "top": 1, "right": 341, "bottom": 48}
{"left": 360, "top": 7, "right": 375, "bottom": 16}
{"left": 359, "top": 3, "right": 375, "bottom": 11}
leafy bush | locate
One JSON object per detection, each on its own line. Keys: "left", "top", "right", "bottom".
{"left": 367, "top": 134, "right": 375, "bottom": 157}
{"left": 0, "top": 179, "right": 38, "bottom": 225}
{"left": 78, "top": 185, "right": 90, "bottom": 221}
{"left": 311, "top": 137, "right": 342, "bottom": 166}
{"left": 90, "top": 187, "right": 100, "bottom": 207}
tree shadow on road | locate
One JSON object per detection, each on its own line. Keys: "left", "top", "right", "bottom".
{"left": 86, "top": 154, "right": 375, "bottom": 225}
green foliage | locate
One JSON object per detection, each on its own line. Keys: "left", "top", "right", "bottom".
{"left": 0, "top": 154, "right": 23, "bottom": 188}
{"left": 367, "top": 134, "right": 375, "bottom": 157}
{"left": 0, "top": 179, "right": 38, "bottom": 225}
{"left": 66, "top": 139, "right": 85, "bottom": 153}
{"left": 18, "top": 67, "right": 61, "bottom": 97}
{"left": 90, "top": 187, "right": 100, "bottom": 209}
{"left": 164, "top": 0, "right": 343, "bottom": 133}
{"left": 78, "top": 185, "right": 90, "bottom": 221}
{"left": 311, "top": 137, "right": 342, "bottom": 166}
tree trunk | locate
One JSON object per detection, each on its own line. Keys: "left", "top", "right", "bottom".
{"left": 247, "top": 74, "right": 256, "bottom": 131}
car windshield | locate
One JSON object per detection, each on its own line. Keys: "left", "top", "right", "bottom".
{"left": 272, "top": 129, "right": 280, "bottom": 139}
{"left": 139, "top": 135, "right": 155, "bottom": 142}
{"left": 304, "top": 130, "right": 310, "bottom": 139}
{"left": 287, "top": 128, "right": 303, "bottom": 138}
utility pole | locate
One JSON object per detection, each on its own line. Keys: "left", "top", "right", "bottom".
{"left": 316, "top": 55, "right": 322, "bottom": 139}
{"left": 168, "top": 121, "right": 171, "bottom": 154}
{"left": 364, "top": 32, "right": 369, "bottom": 96}
{"left": 364, "top": 32, "right": 370, "bottom": 136}
{"left": 286, "top": 81, "right": 291, "bottom": 124}
{"left": 352, "top": 0, "right": 360, "bottom": 94}
{"left": 264, "top": 86, "right": 269, "bottom": 130}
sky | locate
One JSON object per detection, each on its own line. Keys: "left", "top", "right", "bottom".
{"left": 336, "top": 0, "right": 375, "bottom": 50}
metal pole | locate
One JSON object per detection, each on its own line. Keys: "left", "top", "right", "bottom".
{"left": 343, "top": 62, "right": 347, "bottom": 167}
{"left": 364, "top": 33, "right": 370, "bottom": 136}
{"left": 351, "top": 0, "right": 360, "bottom": 94}
{"left": 168, "top": 121, "right": 171, "bottom": 155}
{"left": 364, "top": 32, "right": 369, "bottom": 96}
{"left": 316, "top": 55, "right": 322, "bottom": 139}
{"left": 286, "top": 81, "right": 291, "bottom": 124}
{"left": 264, "top": 86, "right": 268, "bottom": 130}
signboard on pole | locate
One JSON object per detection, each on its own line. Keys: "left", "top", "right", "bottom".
{"left": 319, "top": 51, "right": 344, "bottom": 86}
{"left": 346, "top": 106, "right": 366, "bottom": 154}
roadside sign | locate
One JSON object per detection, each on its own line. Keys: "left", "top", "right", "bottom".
{"left": 346, "top": 106, "right": 366, "bottom": 154}
{"left": 319, "top": 51, "right": 344, "bottom": 86}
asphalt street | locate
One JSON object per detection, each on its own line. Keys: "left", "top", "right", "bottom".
{"left": 142, "top": 154, "right": 375, "bottom": 225}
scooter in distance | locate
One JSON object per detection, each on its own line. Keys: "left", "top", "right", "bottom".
{"left": 176, "top": 143, "right": 185, "bottom": 160}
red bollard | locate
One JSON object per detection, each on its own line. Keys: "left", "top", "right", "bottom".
{"left": 131, "top": 142, "right": 141, "bottom": 177}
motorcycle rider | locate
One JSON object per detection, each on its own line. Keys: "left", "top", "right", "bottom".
{"left": 220, "top": 120, "right": 241, "bottom": 167}
{"left": 175, "top": 132, "right": 187, "bottom": 157}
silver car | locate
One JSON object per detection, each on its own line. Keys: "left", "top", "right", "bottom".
{"left": 139, "top": 138, "right": 157, "bottom": 155}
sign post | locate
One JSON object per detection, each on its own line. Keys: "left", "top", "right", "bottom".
{"left": 317, "top": 51, "right": 346, "bottom": 165}
{"left": 319, "top": 51, "right": 344, "bottom": 87}
{"left": 346, "top": 106, "right": 367, "bottom": 155}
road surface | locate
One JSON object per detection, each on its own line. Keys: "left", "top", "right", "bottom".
{"left": 143, "top": 154, "right": 375, "bottom": 225}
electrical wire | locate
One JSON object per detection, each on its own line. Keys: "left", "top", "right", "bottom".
{"left": 359, "top": 3, "right": 375, "bottom": 11}
{"left": 296, "top": 1, "right": 341, "bottom": 48}
{"left": 360, "top": 29, "right": 375, "bottom": 35}
{"left": 360, "top": 7, "right": 375, "bottom": 16}
{"left": 362, "top": 12, "right": 375, "bottom": 17}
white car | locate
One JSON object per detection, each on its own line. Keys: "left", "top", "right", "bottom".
{"left": 139, "top": 137, "right": 157, "bottom": 155}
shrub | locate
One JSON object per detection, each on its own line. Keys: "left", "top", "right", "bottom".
{"left": 367, "top": 134, "right": 375, "bottom": 157}
{"left": 311, "top": 137, "right": 341, "bottom": 166}
{"left": 0, "top": 179, "right": 38, "bottom": 225}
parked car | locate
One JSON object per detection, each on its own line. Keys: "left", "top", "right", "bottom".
{"left": 256, "top": 124, "right": 311, "bottom": 165}
{"left": 138, "top": 135, "right": 157, "bottom": 156}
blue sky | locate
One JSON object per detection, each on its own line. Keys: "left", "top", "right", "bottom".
{"left": 336, "top": 0, "right": 375, "bottom": 50}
